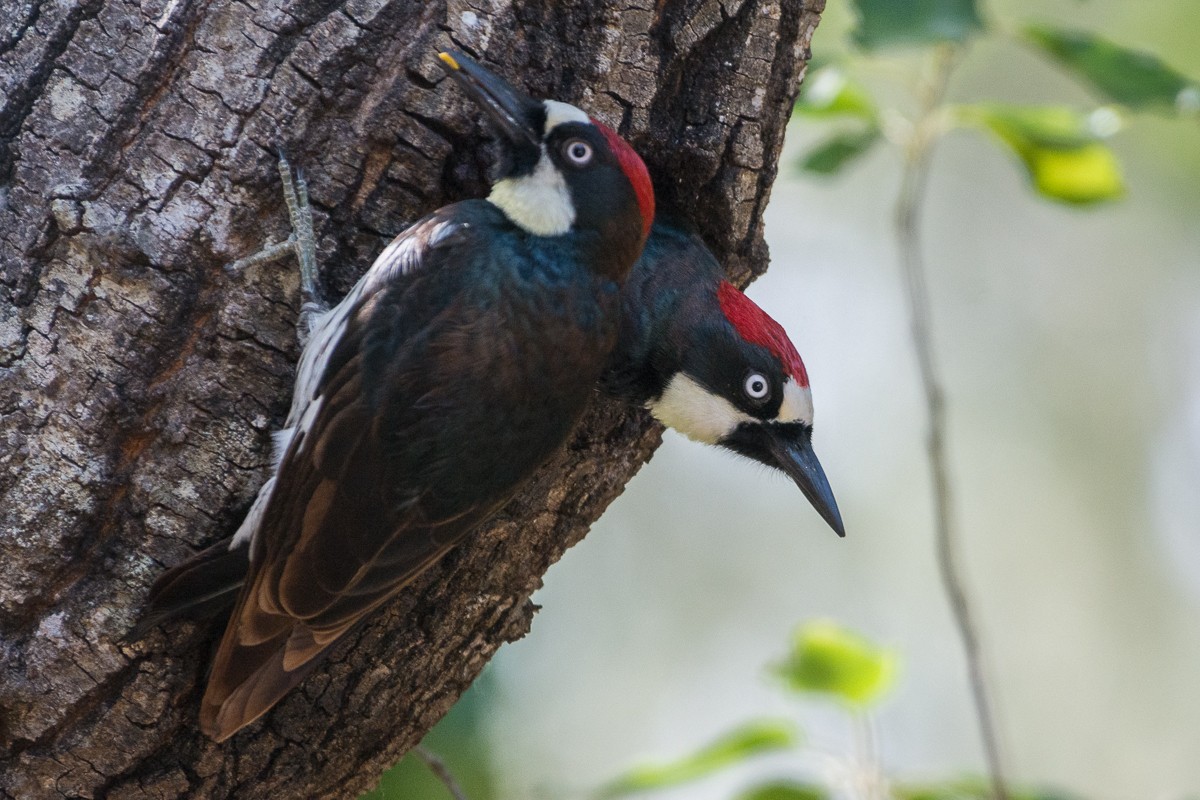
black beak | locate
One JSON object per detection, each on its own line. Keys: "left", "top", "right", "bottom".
{"left": 438, "top": 50, "right": 543, "bottom": 152}
{"left": 768, "top": 426, "right": 845, "bottom": 537}
{"left": 723, "top": 422, "right": 845, "bottom": 538}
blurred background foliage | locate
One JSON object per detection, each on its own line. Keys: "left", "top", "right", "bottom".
{"left": 365, "top": 0, "right": 1200, "bottom": 797}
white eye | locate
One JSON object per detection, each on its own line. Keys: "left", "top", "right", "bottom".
{"left": 744, "top": 372, "right": 770, "bottom": 400}
{"left": 563, "top": 138, "right": 593, "bottom": 166}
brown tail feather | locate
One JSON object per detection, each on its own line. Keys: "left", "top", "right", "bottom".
{"left": 126, "top": 540, "right": 249, "bottom": 641}
{"left": 199, "top": 590, "right": 384, "bottom": 739}
{"left": 199, "top": 625, "right": 332, "bottom": 741}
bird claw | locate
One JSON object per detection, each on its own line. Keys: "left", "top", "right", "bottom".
{"left": 226, "top": 147, "right": 328, "bottom": 346}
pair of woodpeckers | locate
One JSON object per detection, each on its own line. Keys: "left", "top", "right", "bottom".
{"left": 137, "top": 51, "right": 845, "bottom": 741}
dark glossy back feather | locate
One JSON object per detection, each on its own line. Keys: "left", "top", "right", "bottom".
{"left": 197, "top": 201, "right": 626, "bottom": 740}
{"left": 601, "top": 223, "right": 725, "bottom": 404}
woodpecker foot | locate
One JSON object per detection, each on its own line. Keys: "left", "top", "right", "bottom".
{"left": 227, "top": 148, "right": 328, "bottom": 346}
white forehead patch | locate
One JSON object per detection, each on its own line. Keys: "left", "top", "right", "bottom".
{"left": 647, "top": 373, "right": 754, "bottom": 445}
{"left": 778, "top": 377, "right": 814, "bottom": 425}
{"left": 542, "top": 99, "right": 590, "bottom": 131}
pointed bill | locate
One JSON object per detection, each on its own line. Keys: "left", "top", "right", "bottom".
{"left": 438, "top": 50, "right": 542, "bottom": 149}
{"left": 765, "top": 425, "right": 845, "bottom": 538}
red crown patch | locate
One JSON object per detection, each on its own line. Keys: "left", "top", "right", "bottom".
{"left": 591, "top": 119, "right": 654, "bottom": 241}
{"left": 717, "top": 281, "right": 809, "bottom": 387}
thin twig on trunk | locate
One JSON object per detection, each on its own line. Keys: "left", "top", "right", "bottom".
{"left": 892, "top": 43, "right": 1011, "bottom": 800}
{"left": 413, "top": 746, "right": 471, "bottom": 800}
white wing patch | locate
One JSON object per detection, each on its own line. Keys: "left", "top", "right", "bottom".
{"left": 291, "top": 305, "right": 346, "bottom": 424}
{"left": 289, "top": 216, "right": 465, "bottom": 446}
{"left": 231, "top": 475, "right": 275, "bottom": 551}
{"left": 271, "top": 427, "right": 296, "bottom": 470}
{"left": 365, "top": 219, "right": 463, "bottom": 291}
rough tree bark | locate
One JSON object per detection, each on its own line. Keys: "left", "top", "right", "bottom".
{"left": 0, "top": 1, "right": 823, "bottom": 796}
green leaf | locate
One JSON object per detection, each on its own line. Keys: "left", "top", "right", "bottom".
{"left": 1019, "top": 144, "right": 1123, "bottom": 205}
{"left": 597, "top": 719, "right": 798, "bottom": 797}
{"left": 962, "top": 104, "right": 1125, "bottom": 205}
{"left": 799, "top": 127, "right": 881, "bottom": 175}
{"left": 850, "top": 0, "right": 985, "bottom": 50}
{"left": 774, "top": 620, "right": 897, "bottom": 707}
{"left": 794, "top": 68, "right": 878, "bottom": 121}
{"left": 737, "top": 781, "right": 830, "bottom": 800}
{"left": 963, "top": 104, "right": 1107, "bottom": 148}
{"left": 1024, "top": 25, "right": 1200, "bottom": 113}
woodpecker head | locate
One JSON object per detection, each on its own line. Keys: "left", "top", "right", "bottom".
{"left": 438, "top": 50, "right": 654, "bottom": 280}
{"left": 647, "top": 279, "right": 845, "bottom": 537}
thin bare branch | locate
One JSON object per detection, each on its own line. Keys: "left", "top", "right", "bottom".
{"left": 892, "top": 43, "right": 1011, "bottom": 800}
{"left": 414, "top": 746, "right": 471, "bottom": 800}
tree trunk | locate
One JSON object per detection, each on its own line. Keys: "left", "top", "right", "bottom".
{"left": 0, "top": 0, "right": 823, "bottom": 796}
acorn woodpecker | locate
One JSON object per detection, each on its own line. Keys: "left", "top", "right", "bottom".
{"left": 602, "top": 222, "right": 843, "bottom": 537}
{"left": 135, "top": 222, "right": 844, "bottom": 659}
{"left": 171, "top": 50, "right": 655, "bottom": 741}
